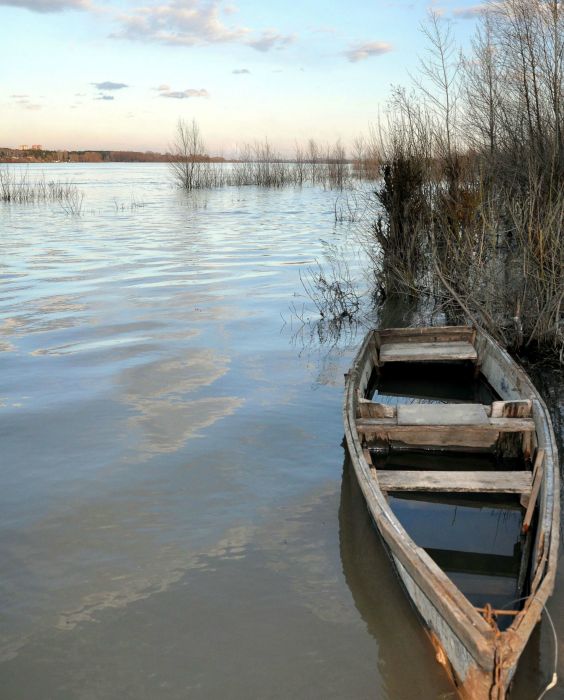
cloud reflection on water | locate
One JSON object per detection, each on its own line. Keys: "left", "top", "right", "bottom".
{"left": 118, "top": 350, "right": 244, "bottom": 456}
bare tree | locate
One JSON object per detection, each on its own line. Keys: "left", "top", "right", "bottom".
{"left": 170, "top": 118, "right": 208, "bottom": 191}
{"left": 295, "top": 142, "right": 306, "bottom": 185}
{"left": 414, "top": 10, "right": 461, "bottom": 160}
{"left": 307, "top": 138, "right": 321, "bottom": 184}
{"left": 327, "top": 139, "right": 348, "bottom": 189}
{"left": 463, "top": 14, "right": 500, "bottom": 154}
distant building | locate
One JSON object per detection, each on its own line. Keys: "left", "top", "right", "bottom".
{"left": 19, "top": 145, "right": 29, "bottom": 151}
{"left": 31, "top": 144, "right": 42, "bottom": 150}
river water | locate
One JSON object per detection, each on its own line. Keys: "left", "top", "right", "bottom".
{"left": 0, "top": 163, "right": 562, "bottom": 699}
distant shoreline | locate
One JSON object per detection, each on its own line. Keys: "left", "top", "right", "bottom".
{"left": 0, "top": 148, "right": 226, "bottom": 165}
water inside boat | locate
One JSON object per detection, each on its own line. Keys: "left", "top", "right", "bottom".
{"left": 367, "top": 360, "right": 498, "bottom": 405}
{"left": 365, "top": 361, "right": 530, "bottom": 631}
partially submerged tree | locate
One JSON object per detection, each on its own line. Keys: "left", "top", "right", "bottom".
{"left": 170, "top": 118, "right": 209, "bottom": 191}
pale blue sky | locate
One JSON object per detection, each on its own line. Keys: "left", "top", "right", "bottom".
{"left": 1, "top": 0, "right": 481, "bottom": 153}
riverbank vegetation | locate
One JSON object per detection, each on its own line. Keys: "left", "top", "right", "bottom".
{"left": 368, "top": 0, "right": 563, "bottom": 359}
{"left": 169, "top": 118, "right": 378, "bottom": 191}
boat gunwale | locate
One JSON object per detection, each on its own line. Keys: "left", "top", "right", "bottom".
{"left": 476, "top": 330, "right": 560, "bottom": 647}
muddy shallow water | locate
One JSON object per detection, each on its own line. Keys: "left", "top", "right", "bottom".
{"left": 0, "top": 164, "right": 562, "bottom": 699}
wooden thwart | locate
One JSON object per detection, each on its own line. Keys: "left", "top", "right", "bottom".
{"left": 377, "top": 470, "right": 532, "bottom": 494}
{"left": 357, "top": 416, "right": 536, "bottom": 435}
{"left": 379, "top": 341, "right": 478, "bottom": 364}
{"left": 375, "top": 326, "right": 476, "bottom": 343}
{"left": 397, "top": 403, "right": 488, "bottom": 426}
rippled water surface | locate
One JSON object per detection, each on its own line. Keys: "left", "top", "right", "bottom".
{"left": 1, "top": 164, "right": 562, "bottom": 699}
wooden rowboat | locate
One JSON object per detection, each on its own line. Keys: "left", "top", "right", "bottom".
{"left": 343, "top": 326, "right": 559, "bottom": 699}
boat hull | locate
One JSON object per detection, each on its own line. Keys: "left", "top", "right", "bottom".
{"left": 344, "top": 326, "right": 559, "bottom": 699}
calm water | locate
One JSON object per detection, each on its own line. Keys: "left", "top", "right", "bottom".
{"left": 0, "top": 164, "right": 562, "bottom": 699}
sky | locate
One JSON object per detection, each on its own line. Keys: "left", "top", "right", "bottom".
{"left": 1, "top": 0, "right": 483, "bottom": 154}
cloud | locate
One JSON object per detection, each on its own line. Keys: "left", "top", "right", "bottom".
{"left": 112, "top": 0, "right": 295, "bottom": 52}
{"left": 452, "top": 4, "right": 488, "bottom": 18}
{"left": 246, "top": 31, "right": 296, "bottom": 52}
{"left": 0, "top": 0, "right": 88, "bottom": 12}
{"left": 92, "top": 81, "right": 128, "bottom": 90}
{"left": 153, "top": 84, "right": 171, "bottom": 91}
{"left": 232, "top": 68, "right": 250, "bottom": 74}
{"left": 11, "top": 95, "right": 42, "bottom": 110}
{"left": 159, "top": 88, "right": 209, "bottom": 99}
{"left": 95, "top": 95, "right": 115, "bottom": 100}
{"left": 344, "top": 41, "right": 393, "bottom": 62}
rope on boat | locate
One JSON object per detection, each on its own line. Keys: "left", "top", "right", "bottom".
{"left": 481, "top": 598, "right": 558, "bottom": 698}
{"left": 536, "top": 605, "right": 558, "bottom": 700}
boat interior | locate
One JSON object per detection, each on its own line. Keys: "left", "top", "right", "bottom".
{"left": 355, "top": 328, "right": 544, "bottom": 632}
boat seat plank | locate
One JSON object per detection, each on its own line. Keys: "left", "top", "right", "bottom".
{"left": 379, "top": 341, "right": 478, "bottom": 364}
{"left": 377, "top": 470, "right": 532, "bottom": 494}
{"left": 397, "top": 403, "right": 488, "bottom": 426}
{"left": 356, "top": 416, "right": 536, "bottom": 434}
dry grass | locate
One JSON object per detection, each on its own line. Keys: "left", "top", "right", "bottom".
{"left": 0, "top": 167, "right": 82, "bottom": 205}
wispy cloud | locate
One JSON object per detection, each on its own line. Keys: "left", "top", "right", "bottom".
{"left": 159, "top": 88, "right": 210, "bottom": 99}
{"left": 95, "top": 95, "right": 115, "bottom": 100}
{"left": 92, "top": 81, "right": 128, "bottom": 90}
{"left": 246, "top": 31, "right": 296, "bottom": 52}
{"left": 232, "top": 68, "right": 250, "bottom": 74}
{"left": 112, "top": 0, "right": 295, "bottom": 52}
{"left": 153, "top": 84, "right": 171, "bottom": 91}
{"left": 11, "top": 95, "right": 42, "bottom": 110}
{"left": 452, "top": 3, "right": 488, "bottom": 18}
{"left": 344, "top": 41, "right": 393, "bottom": 62}
{"left": 0, "top": 0, "right": 88, "bottom": 12}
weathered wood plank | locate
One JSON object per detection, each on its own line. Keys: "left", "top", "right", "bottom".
{"left": 380, "top": 341, "right": 478, "bottom": 363}
{"left": 386, "top": 429, "right": 498, "bottom": 449}
{"left": 491, "top": 400, "right": 532, "bottom": 418}
{"left": 376, "top": 326, "right": 476, "bottom": 345}
{"left": 397, "top": 403, "right": 488, "bottom": 426}
{"left": 357, "top": 399, "right": 396, "bottom": 419}
{"left": 377, "top": 470, "right": 532, "bottom": 494}
{"left": 357, "top": 416, "right": 536, "bottom": 435}
{"left": 522, "top": 449, "right": 545, "bottom": 533}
